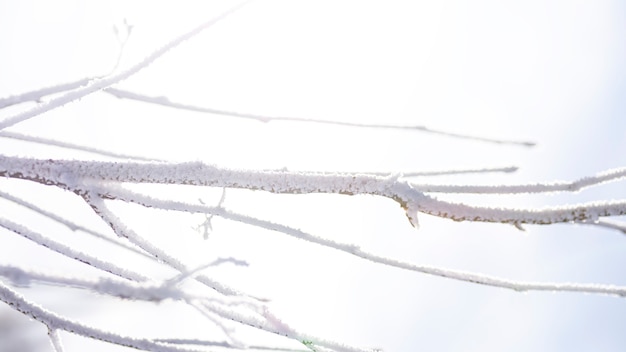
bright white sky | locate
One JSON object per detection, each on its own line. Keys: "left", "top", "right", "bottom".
{"left": 0, "top": 1, "right": 626, "bottom": 351}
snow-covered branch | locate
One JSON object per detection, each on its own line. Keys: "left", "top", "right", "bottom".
{"left": 2, "top": 156, "right": 625, "bottom": 228}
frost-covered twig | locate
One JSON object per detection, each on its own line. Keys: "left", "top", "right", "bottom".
{"left": 0, "top": 78, "right": 93, "bottom": 109}
{"left": 0, "top": 281, "right": 206, "bottom": 352}
{"left": 97, "top": 185, "right": 626, "bottom": 298}
{"left": 0, "top": 216, "right": 148, "bottom": 282}
{"left": 1, "top": 261, "right": 362, "bottom": 351}
{"left": 198, "top": 300, "right": 373, "bottom": 352}
{"left": 0, "top": 1, "right": 250, "bottom": 131}
{"left": 84, "top": 192, "right": 373, "bottom": 352}
{"left": 359, "top": 166, "right": 518, "bottom": 177}
{"left": 264, "top": 166, "right": 519, "bottom": 177}
{"left": 0, "top": 131, "right": 164, "bottom": 161}
{"left": 411, "top": 167, "right": 626, "bottom": 194}
{"left": 153, "top": 338, "right": 310, "bottom": 351}
{"left": 0, "top": 264, "right": 252, "bottom": 303}
{"left": 163, "top": 257, "right": 248, "bottom": 288}
{"left": 83, "top": 193, "right": 246, "bottom": 297}
{"left": 187, "top": 300, "right": 246, "bottom": 348}
{"left": 196, "top": 188, "right": 227, "bottom": 239}
{"left": 103, "top": 88, "right": 534, "bottom": 147}
{"left": 0, "top": 264, "right": 173, "bottom": 301}
{"left": 0, "top": 190, "right": 155, "bottom": 261}
{"left": 110, "top": 18, "right": 134, "bottom": 74}
{"left": 47, "top": 327, "right": 64, "bottom": 352}
{"left": 416, "top": 196, "right": 626, "bottom": 225}
{"left": 584, "top": 218, "right": 626, "bottom": 234}
{"left": 0, "top": 20, "right": 128, "bottom": 111}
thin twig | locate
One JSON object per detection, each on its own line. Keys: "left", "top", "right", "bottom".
{"left": 0, "top": 131, "right": 164, "bottom": 161}
{"left": 0, "top": 1, "right": 251, "bottom": 131}
{"left": 0, "top": 264, "right": 219, "bottom": 303}
{"left": 47, "top": 327, "right": 64, "bottom": 352}
{"left": 103, "top": 88, "right": 535, "bottom": 147}
{"left": 83, "top": 193, "right": 245, "bottom": 297}
{"left": 83, "top": 193, "right": 372, "bottom": 352}
{"left": 154, "top": 338, "right": 310, "bottom": 351}
{"left": 0, "top": 282, "right": 206, "bottom": 352}
{"left": 0, "top": 216, "right": 148, "bottom": 282}
{"left": 583, "top": 218, "right": 626, "bottom": 234}
{"left": 262, "top": 166, "right": 519, "bottom": 177}
{"left": 411, "top": 167, "right": 626, "bottom": 194}
{"left": 0, "top": 190, "right": 155, "bottom": 261}
{"left": 0, "top": 78, "right": 93, "bottom": 109}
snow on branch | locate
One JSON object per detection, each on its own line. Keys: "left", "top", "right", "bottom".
{"left": 83, "top": 193, "right": 247, "bottom": 297}
{"left": 153, "top": 338, "right": 310, "bottom": 351}
{"left": 0, "top": 1, "right": 250, "bottom": 131}
{"left": 1, "top": 156, "right": 625, "bottom": 228}
{"left": 103, "top": 87, "right": 535, "bottom": 147}
{"left": 82, "top": 194, "right": 377, "bottom": 351}
{"left": 264, "top": 165, "right": 519, "bottom": 177}
{"left": 48, "top": 327, "right": 64, "bottom": 352}
{"left": 411, "top": 167, "right": 626, "bottom": 194}
{"left": 417, "top": 196, "right": 626, "bottom": 225}
{"left": 0, "top": 189, "right": 155, "bottom": 261}
{"left": 0, "top": 216, "right": 148, "bottom": 282}
{"left": 0, "top": 264, "right": 256, "bottom": 304}
{"left": 0, "top": 281, "right": 208, "bottom": 352}
{"left": 364, "top": 166, "right": 519, "bottom": 177}
{"left": 96, "top": 184, "right": 626, "bottom": 298}
{"left": 0, "top": 78, "right": 93, "bottom": 109}
{"left": 584, "top": 218, "right": 626, "bottom": 234}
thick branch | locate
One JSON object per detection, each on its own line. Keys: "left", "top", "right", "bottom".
{"left": 2, "top": 156, "right": 626, "bottom": 227}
